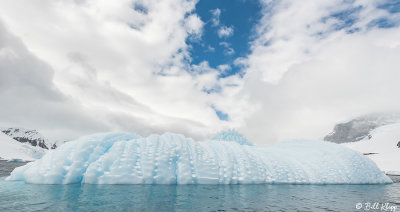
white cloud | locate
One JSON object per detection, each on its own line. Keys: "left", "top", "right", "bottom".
{"left": 219, "top": 41, "right": 230, "bottom": 48}
{"left": 206, "top": 45, "right": 215, "bottom": 52}
{"left": 1, "top": 0, "right": 400, "bottom": 147}
{"left": 185, "top": 14, "right": 204, "bottom": 40}
{"left": 211, "top": 8, "right": 234, "bottom": 39}
{"left": 210, "top": 8, "right": 221, "bottom": 26}
{"left": 217, "top": 64, "right": 231, "bottom": 74}
{"left": 232, "top": 0, "right": 400, "bottom": 144}
{"left": 0, "top": 21, "right": 110, "bottom": 140}
{"left": 219, "top": 41, "right": 235, "bottom": 55}
{"left": 0, "top": 0, "right": 232, "bottom": 141}
{"left": 224, "top": 47, "right": 235, "bottom": 55}
{"left": 217, "top": 25, "right": 234, "bottom": 38}
{"left": 245, "top": 0, "right": 399, "bottom": 83}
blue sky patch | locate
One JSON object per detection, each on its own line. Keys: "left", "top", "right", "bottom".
{"left": 212, "top": 105, "right": 229, "bottom": 121}
{"left": 378, "top": 0, "right": 400, "bottom": 14}
{"left": 188, "top": 0, "right": 263, "bottom": 78}
{"left": 329, "top": 6, "right": 362, "bottom": 31}
{"left": 368, "top": 17, "right": 397, "bottom": 29}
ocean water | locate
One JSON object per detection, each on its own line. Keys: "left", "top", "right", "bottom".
{"left": 0, "top": 177, "right": 399, "bottom": 212}
{"left": 1, "top": 161, "right": 399, "bottom": 211}
{"left": 0, "top": 160, "right": 28, "bottom": 176}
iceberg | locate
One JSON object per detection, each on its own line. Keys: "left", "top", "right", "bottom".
{"left": 211, "top": 129, "right": 253, "bottom": 146}
{"left": 7, "top": 131, "right": 392, "bottom": 184}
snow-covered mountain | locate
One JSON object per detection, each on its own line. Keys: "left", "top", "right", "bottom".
{"left": 342, "top": 123, "right": 400, "bottom": 173}
{"left": 0, "top": 132, "right": 46, "bottom": 161}
{"left": 324, "top": 113, "right": 400, "bottom": 143}
{"left": 324, "top": 113, "right": 400, "bottom": 174}
{"left": 1, "top": 127, "right": 62, "bottom": 150}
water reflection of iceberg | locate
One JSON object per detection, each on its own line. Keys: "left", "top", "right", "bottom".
{"left": 7, "top": 131, "right": 392, "bottom": 184}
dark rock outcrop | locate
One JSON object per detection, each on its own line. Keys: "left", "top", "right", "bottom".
{"left": 1, "top": 128, "right": 55, "bottom": 149}
{"left": 324, "top": 113, "right": 400, "bottom": 143}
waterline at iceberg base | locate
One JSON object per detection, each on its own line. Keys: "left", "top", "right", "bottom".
{"left": 6, "top": 131, "right": 392, "bottom": 184}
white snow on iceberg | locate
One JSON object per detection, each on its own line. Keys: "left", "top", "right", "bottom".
{"left": 7, "top": 131, "right": 391, "bottom": 184}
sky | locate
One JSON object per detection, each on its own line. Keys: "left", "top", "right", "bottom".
{"left": 0, "top": 0, "right": 400, "bottom": 145}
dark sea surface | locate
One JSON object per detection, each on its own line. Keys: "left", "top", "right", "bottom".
{"left": 1, "top": 160, "right": 399, "bottom": 212}
{"left": 0, "top": 160, "right": 28, "bottom": 176}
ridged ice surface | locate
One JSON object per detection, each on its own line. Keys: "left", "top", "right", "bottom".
{"left": 211, "top": 130, "right": 253, "bottom": 146}
{"left": 7, "top": 132, "right": 392, "bottom": 184}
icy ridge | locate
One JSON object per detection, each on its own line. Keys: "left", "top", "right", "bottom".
{"left": 1, "top": 127, "right": 56, "bottom": 149}
{"left": 7, "top": 132, "right": 391, "bottom": 184}
{"left": 211, "top": 129, "right": 253, "bottom": 146}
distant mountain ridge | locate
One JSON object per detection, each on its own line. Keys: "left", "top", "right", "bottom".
{"left": 324, "top": 113, "right": 400, "bottom": 143}
{"left": 0, "top": 132, "right": 46, "bottom": 161}
{"left": 1, "top": 127, "right": 60, "bottom": 150}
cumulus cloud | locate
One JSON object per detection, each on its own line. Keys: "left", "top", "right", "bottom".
{"left": 0, "top": 21, "right": 109, "bottom": 140}
{"left": 219, "top": 41, "right": 235, "bottom": 55}
{"left": 217, "top": 25, "right": 234, "bottom": 38}
{"left": 217, "top": 64, "right": 231, "bottom": 74}
{"left": 245, "top": 0, "right": 400, "bottom": 83}
{"left": 0, "top": 0, "right": 234, "bottom": 141}
{"left": 0, "top": 20, "right": 212, "bottom": 141}
{"left": 209, "top": 8, "right": 234, "bottom": 39}
{"left": 233, "top": 0, "right": 400, "bottom": 144}
{"left": 210, "top": 8, "right": 221, "bottom": 26}
{"left": 1, "top": 0, "right": 399, "bottom": 146}
{"left": 206, "top": 45, "right": 215, "bottom": 52}
{"left": 185, "top": 14, "right": 204, "bottom": 40}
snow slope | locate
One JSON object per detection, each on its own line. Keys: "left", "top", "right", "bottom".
{"left": 325, "top": 113, "right": 400, "bottom": 143}
{"left": 0, "top": 132, "right": 46, "bottom": 161}
{"left": 1, "top": 127, "right": 60, "bottom": 149}
{"left": 7, "top": 132, "right": 391, "bottom": 184}
{"left": 342, "top": 123, "right": 400, "bottom": 174}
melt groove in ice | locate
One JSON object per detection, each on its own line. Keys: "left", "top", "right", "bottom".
{"left": 6, "top": 131, "right": 392, "bottom": 184}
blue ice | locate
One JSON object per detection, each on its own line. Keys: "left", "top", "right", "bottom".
{"left": 7, "top": 131, "right": 392, "bottom": 184}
